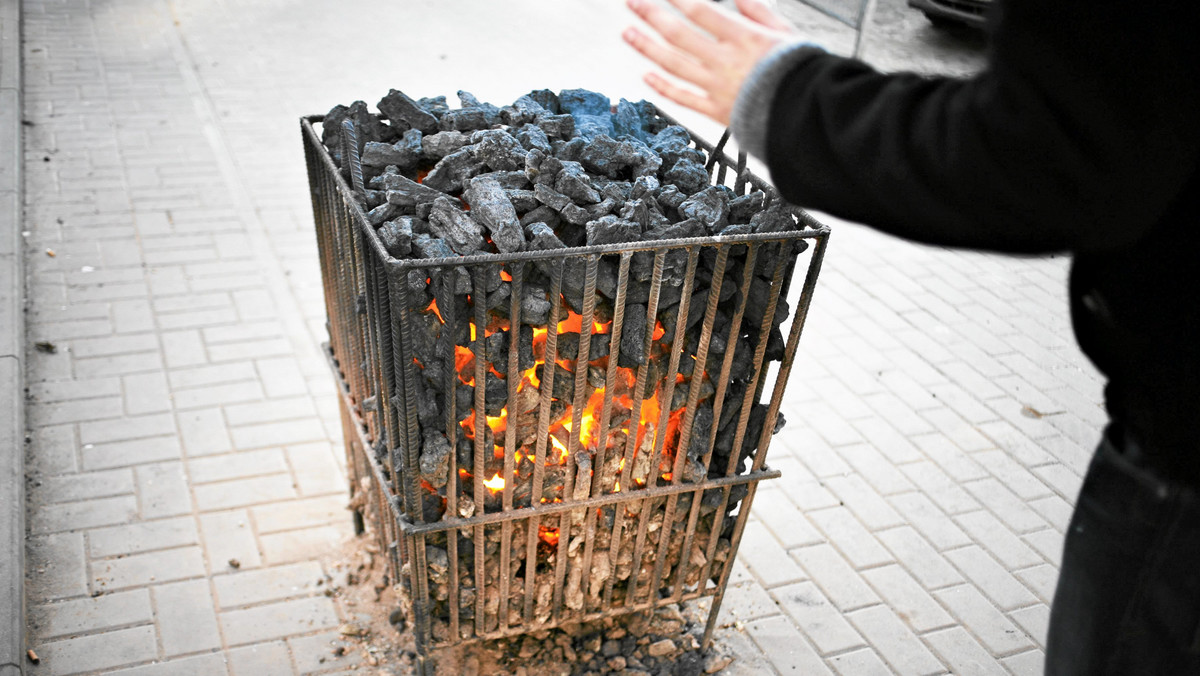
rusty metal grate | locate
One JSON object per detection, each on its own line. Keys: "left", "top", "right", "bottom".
{"left": 302, "top": 108, "right": 829, "bottom": 674}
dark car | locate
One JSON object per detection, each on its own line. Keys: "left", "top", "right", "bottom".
{"left": 908, "top": 0, "right": 991, "bottom": 28}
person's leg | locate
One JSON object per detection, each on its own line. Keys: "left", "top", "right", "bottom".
{"left": 1045, "top": 427, "right": 1200, "bottom": 676}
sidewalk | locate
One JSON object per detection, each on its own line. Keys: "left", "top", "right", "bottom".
{"left": 17, "top": 1, "right": 1101, "bottom": 674}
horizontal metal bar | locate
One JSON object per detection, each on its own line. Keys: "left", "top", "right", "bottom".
{"left": 398, "top": 467, "right": 781, "bottom": 536}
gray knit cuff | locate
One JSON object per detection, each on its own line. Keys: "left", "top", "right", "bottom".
{"left": 731, "top": 40, "right": 824, "bottom": 163}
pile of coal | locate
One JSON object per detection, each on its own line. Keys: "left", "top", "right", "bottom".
{"left": 321, "top": 88, "right": 803, "bottom": 260}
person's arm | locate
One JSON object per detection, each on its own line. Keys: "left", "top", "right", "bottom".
{"left": 628, "top": 0, "right": 1200, "bottom": 255}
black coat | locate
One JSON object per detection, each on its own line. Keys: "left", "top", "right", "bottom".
{"left": 754, "top": 1, "right": 1200, "bottom": 481}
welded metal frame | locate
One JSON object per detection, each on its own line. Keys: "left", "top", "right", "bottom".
{"left": 303, "top": 109, "right": 830, "bottom": 674}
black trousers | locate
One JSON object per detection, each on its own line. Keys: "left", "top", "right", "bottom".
{"left": 1046, "top": 426, "right": 1200, "bottom": 675}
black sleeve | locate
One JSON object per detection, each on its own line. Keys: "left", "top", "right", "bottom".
{"left": 765, "top": 0, "right": 1200, "bottom": 255}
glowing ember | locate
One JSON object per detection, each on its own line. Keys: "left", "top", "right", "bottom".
{"left": 500, "top": 269, "right": 513, "bottom": 282}
{"left": 538, "top": 525, "right": 560, "bottom": 547}
{"left": 483, "top": 473, "right": 505, "bottom": 492}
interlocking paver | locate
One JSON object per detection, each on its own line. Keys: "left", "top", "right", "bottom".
{"left": 934, "top": 585, "right": 1035, "bottom": 655}
{"left": 846, "top": 605, "right": 945, "bottom": 676}
{"left": 770, "top": 581, "right": 866, "bottom": 654}
{"left": 36, "top": 625, "right": 158, "bottom": 675}
{"left": 226, "top": 641, "right": 295, "bottom": 676}
{"left": 29, "top": 589, "right": 153, "bottom": 640}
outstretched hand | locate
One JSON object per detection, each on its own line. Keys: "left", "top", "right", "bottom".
{"left": 623, "top": 0, "right": 798, "bottom": 125}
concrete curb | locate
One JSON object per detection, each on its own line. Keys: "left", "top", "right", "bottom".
{"left": 0, "top": 0, "right": 24, "bottom": 673}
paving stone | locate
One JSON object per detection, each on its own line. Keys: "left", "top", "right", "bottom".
{"left": 224, "top": 396, "right": 315, "bottom": 427}
{"left": 286, "top": 442, "right": 346, "bottom": 496}
{"left": 1023, "top": 528, "right": 1065, "bottom": 568}
{"left": 83, "top": 436, "right": 183, "bottom": 470}
{"left": 80, "top": 412, "right": 177, "bottom": 446}
{"left": 136, "top": 462, "right": 193, "bottom": 518}
{"left": 29, "top": 589, "right": 153, "bottom": 640}
{"left": 92, "top": 546, "right": 206, "bottom": 591}
{"left": 770, "top": 581, "right": 865, "bottom": 655}
{"left": 923, "top": 626, "right": 1011, "bottom": 676}
{"left": 822, "top": 475, "right": 905, "bottom": 530}
{"left": 29, "top": 395, "right": 123, "bottom": 426}
{"left": 189, "top": 448, "right": 288, "bottom": 484}
{"left": 255, "top": 357, "right": 309, "bottom": 397}
{"left": 32, "top": 494, "right": 138, "bottom": 535}
{"left": 861, "top": 564, "right": 954, "bottom": 633}
{"left": 875, "top": 526, "right": 964, "bottom": 591}
{"left": 744, "top": 615, "right": 834, "bottom": 676}
{"left": 26, "top": 532, "right": 88, "bottom": 600}
{"left": 716, "top": 580, "right": 781, "bottom": 625}
{"left": 1009, "top": 604, "right": 1050, "bottom": 649}
{"left": 199, "top": 509, "right": 263, "bottom": 572}
{"left": 260, "top": 524, "right": 351, "bottom": 565}
{"left": 220, "top": 596, "right": 339, "bottom": 646}
{"left": 933, "top": 584, "right": 1035, "bottom": 655}
{"left": 123, "top": 371, "right": 173, "bottom": 415}
{"left": 173, "top": 380, "right": 264, "bottom": 410}
{"left": 962, "top": 478, "right": 1048, "bottom": 534}
{"left": 194, "top": 473, "right": 296, "bottom": 512}
{"left": 899, "top": 461, "right": 980, "bottom": 515}
{"left": 230, "top": 418, "right": 326, "bottom": 450}
{"left": 167, "top": 362, "right": 258, "bottom": 390}
{"left": 289, "top": 631, "right": 360, "bottom": 674}
{"left": 1015, "top": 564, "right": 1060, "bottom": 605}
{"left": 846, "top": 605, "right": 946, "bottom": 676}
{"left": 888, "top": 492, "right": 972, "bottom": 551}
{"left": 954, "top": 510, "right": 1043, "bottom": 570}
{"left": 1001, "top": 649, "right": 1046, "bottom": 676}
{"left": 838, "top": 443, "right": 917, "bottom": 495}
{"left": 36, "top": 625, "right": 158, "bottom": 675}
{"left": 227, "top": 641, "right": 294, "bottom": 676}
{"left": 737, "top": 519, "right": 806, "bottom": 588}
{"left": 828, "top": 648, "right": 895, "bottom": 676}
{"left": 213, "top": 561, "right": 325, "bottom": 609}
{"left": 32, "top": 468, "right": 135, "bottom": 504}
{"left": 103, "top": 652, "right": 230, "bottom": 676}
{"left": 177, "top": 407, "right": 233, "bottom": 456}
{"left": 944, "top": 545, "right": 1039, "bottom": 611}
{"left": 88, "top": 516, "right": 199, "bottom": 559}
{"left": 791, "top": 544, "right": 879, "bottom": 612}
{"left": 751, "top": 488, "right": 823, "bottom": 549}
{"left": 154, "top": 579, "right": 223, "bottom": 656}
{"left": 252, "top": 494, "right": 346, "bottom": 534}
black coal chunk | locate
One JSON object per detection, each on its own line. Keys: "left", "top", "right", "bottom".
{"left": 411, "top": 233, "right": 455, "bottom": 260}
{"left": 470, "top": 129, "right": 527, "bottom": 172}
{"left": 578, "top": 134, "right": 661, "bottom": 179}
{"left": 535, "top": 362, "right": 576, "bottom": 400}
{"left": 366, "top": 202, "right": 400, "bottom": 227}
{"left": 506, "top": 189, "right": 539, "bottom": 213}
{"left": 428, "top": 197, "right": 484, "bottom": 255}
{"left": 516, "top": 124, "right": 552, "bottom": 154}
{"left": 649, "top": 125, "right": 705, "bottom": 168}
{"left": 361, "top": 129, "right": 422, "bottom": 172}
{"left": 525, "top": 221, "right": 566, "bottom": 252}
{"left": 533, "top": 183, "right": 572, "bottom": 212}
{"left": 520, "top": 205, "right": 562, "bottom": 231}
{"left": 520, "top": 284, "right": 551, "bottom": 325}
{"left": 678, "top": 186, "right": 731, "bottom": 232}
{"left": 619, "top": 303, "right": 648, "bottom": 367}
{"left": 536, "top": 114, "right": 575, "bottom": 140}
{"left": 384, "top": 173, "right": 447, "bottom": 207}
{"left": 664, "top": 158, "right": 710, "bottom": 195}
{"left": 750, "top": 204, "right": 798, "bottom": 233}
{"left": 555, "top": 161, "right": 601, "bottom": 205}
{"left": 421, "top": 131, "right": 470, "bottom": 161}
{"left": 643, "top": 217, "right": 706, "bottom": 242}
{"left": 420, "top": 430, "right": 452, "bottom": 487}
{"left": 656, "top": 184, "right": 687, "bottom": 212}
{"left": 729, "top": 191, "right": 766, "bottom": 223}
{"left": 586, "top": 215, "right": 640, "bottom": 246}
{"left": 379, "top": 217, "right": 416, "bottom": 257}
{"left": 559, "top": 88, "right": 613, "bottom": 138}
{"left": 500, "top": 94, "right": 550, "bottom": 126}
{"left": 464, "top": 175, "right": 525, "bottom": 253}
{"left": 378, "top": 89, "right": 438, "bottom": 134}
{"left": 423, "top": 147, "right": 486, "bottom": 193}
{"left": 612, "top": 98, "right": 651, "bottom": 141}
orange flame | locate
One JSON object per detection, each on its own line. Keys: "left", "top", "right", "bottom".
{"left": 500, "top": 269, "right": 513, "bottom": 282}
{"left": 483, "top": 473, "right": 505, "bottom": 493}
{"left": 538, "top": 525, "right": 560, "bottom": 547}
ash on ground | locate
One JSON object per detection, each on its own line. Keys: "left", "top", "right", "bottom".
{"left": 321, "top": 534, "right": 741, "bottom": 676}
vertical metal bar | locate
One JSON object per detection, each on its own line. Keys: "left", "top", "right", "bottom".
{"left": 604, "top": 249, "right": 667, "bottom": 608}
{"left": 639, "top": 249, "right": 700, "bottom": 602}
{"left": 471, "top": 266, "right": 489, "bottom": 638}
{"left": 750, "top": 233, "right": 829, "bottom": 472}
{"left": 437, "top": 267, "right": 461, "bottom": 643}
{"left": 498, "top": 262, "right": 523, "bottom": 632}
{"left": 577, "top": 252, "right": 631, "bottom": 614}
{"left": 695, "top": 243, "right": 760, "bottom": 588}
{"left": 523, "top": 259, "right": 565, "bottom": 623}
{"left": 551, "top": 256, "right": 599, "bottom": 621}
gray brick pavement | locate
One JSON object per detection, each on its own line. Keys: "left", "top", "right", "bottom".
{"left": 16, "top": 0, "right": 1107, "bottom": 674}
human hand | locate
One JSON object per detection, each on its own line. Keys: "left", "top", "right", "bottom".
{"left": 623, "top": 0, "right": 798, "bottom": 125}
